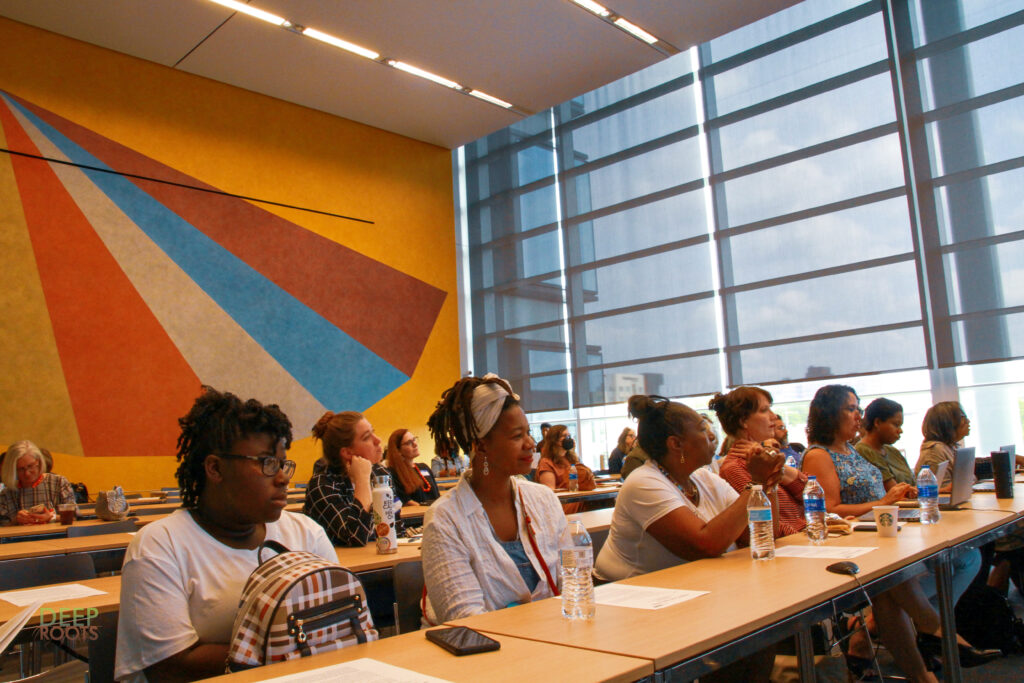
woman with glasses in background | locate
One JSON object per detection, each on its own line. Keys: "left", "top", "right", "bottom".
{"left": 115, "top": 387, "right": 334, "bottom": 682}
{"left": 385, "top": 429, "right": 439, "bottom": 507}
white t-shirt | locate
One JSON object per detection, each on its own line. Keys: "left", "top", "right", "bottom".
{"left": 595, "top": 461, "right": 739, "bottom": 581}
{"left": 115, "top": 509, "right": 335, "bottom": 682}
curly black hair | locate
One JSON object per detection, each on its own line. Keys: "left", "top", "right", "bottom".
{"left": 174, "top": 386, "right": 293, "bottom": 509}
{"left": 627, "top": 394, "right": 703, "bottom": 464}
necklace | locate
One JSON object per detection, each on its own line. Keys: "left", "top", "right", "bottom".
{"left": 654, "top": 461, "right": 700, "bottom": 505}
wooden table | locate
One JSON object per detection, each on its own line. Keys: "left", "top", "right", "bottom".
{"left": 202, "top": 628, "right": 653, "bottom": 683}
{"left": 0, "top": 518, "right": 135, "bottom": 543}
{"left": 566, "top": 507, "right": 614, "bottom": 533}
{"left": 556, "top": 484, "right": 620, "bottom": 505}
{"left": 0, "top": 575, "right": 122, "bottom": 625}
{"left": 450, "top": 507, "right": 1020, "bottom": 681}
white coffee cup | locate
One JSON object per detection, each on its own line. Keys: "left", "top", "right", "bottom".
{"left": 872, "top": 505, "right": 899, "bottom": 537}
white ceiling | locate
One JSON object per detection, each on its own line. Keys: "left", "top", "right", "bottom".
{"left": 0, "top": 0, "right": 800, "bottom": 149}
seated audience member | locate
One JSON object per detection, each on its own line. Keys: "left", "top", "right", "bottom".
{"left": 536, "top": 425, "right": 595, "bottom": 491}
{"left": 303, "top": 410, "right": 403, "bottom": 547}
{"left": 710, "top": 387, "right": 808, "bottom": 536}
{"left": 430, "top": 445, "right": 469, "bottom": 477}
{"left": 114, "top": 387, "right": 334, "bottom": 682}
{"left": 422, "top": 374, "right": 565, "bottom": 623}
{"left": 801, "top": 385, "right": 995, "bottom": 680}
{"left": 595, "top": 395, "right": 782, "bottom": 582}
{"left": 855, "top": 398, "right": 915, "bottom": 488}
{"left": 772, "top": 416, "right": 803, "bottom": 466}
{"left": 619, "top": 444, "right": 649, "bottom": 479}
{"left": 0, "top": 440, "right": 75, "bottom": 526}
{"left": 386, "top": 429, "right": 439, "bottom": 507}
{"left": 595, "top": 395, "right": 782, "bottom": 681}
{"left": 916, "top": 401, "right": 970, "bottom": 491}
{"left": 607, "top": 427, "right": 636, "bottom": 474}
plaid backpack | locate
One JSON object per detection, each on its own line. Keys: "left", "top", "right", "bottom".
{"left": 227, "top": 540, "right": 378, "bottom": 671}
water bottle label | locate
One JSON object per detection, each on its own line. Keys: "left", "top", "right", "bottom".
{"left": 569, "top": 473, "right": 578, "bottom": 480}
{"left": 918, "top": 484, "right": 938, "bottom": 499}
{"left": 804, "top": 498, "right": 825, "bottom": 512}
{"left": 560, "top": 548, "right": 591, "bottom": 569}
{"left": 748, "top": 507, "right": 772, "bottom": 522}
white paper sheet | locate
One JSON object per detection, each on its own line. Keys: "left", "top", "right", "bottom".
{"left": 593, "top": 583, "right": 708, "bottom": 610}
{"left": 0, "top": 583, "right": 106, "bottom": 607}
{"left": 257, "top": 657, "right": 451, "bottom": 682}
{"left": 774, "top": 545, "right": 876, "bottom": 559}
{"left": 0, "top": 600, "right": 43, "bottom": 654}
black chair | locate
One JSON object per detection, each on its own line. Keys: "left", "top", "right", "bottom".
{"left": 391, "top": 560, "right": 425, "bottom": 635}
{"left": 65, "top": 520, "right": 137, "bottom": 538}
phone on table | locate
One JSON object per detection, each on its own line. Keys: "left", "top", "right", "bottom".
{"left": 425, "top": 626, "right": 500, "bottom": 656}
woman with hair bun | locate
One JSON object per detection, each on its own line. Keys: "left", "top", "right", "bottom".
{"left": 303, "top": 410, "right": 403, "bottom": 547}
{"left": 421, "top": 374, "right": 565, "bottom": 623}
{"left": 595, "top": 395, "right": 783, "bottom": 582}
{"left": 916, "top": 401, "right": 970, "bottom": 491}
{"left": 709, "top": 386, "right": 808, "bottom": 536}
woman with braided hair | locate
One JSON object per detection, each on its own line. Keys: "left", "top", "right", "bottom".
{"left": 115, "top": 387, "right": 334, "bottom": 682}
{"left": 421, "top": 373, "right": 566, "bottom": 623}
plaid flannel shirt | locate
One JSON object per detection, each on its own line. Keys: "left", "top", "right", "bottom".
{"left": 302, "top": 463, "right": 403, "bottom": 546}
{"left": 0, "top": 473, "right": 76, "bottom": 524}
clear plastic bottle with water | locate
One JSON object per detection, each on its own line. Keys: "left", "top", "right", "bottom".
{"left": 917, "top": 465, "right": 941, "bottom": 525}
{"left": 803, "top": 476, "right": 827, "bottom": 545}
{"left": 568, "top": 464, "right": 579, "bottom": 492}
{"left": 559, "top": 520, "right": 595, "bottom": 619}
{"left": 748, "top": 484, "right": 774, "bottom": 560}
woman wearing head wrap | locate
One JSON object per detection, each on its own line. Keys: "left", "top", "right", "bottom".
{"left": 421, "top": 374, "right": 567, "bottom": 623}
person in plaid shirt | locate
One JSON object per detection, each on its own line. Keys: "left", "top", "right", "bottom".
{"left": 0, "top": 440, "right": 75, "bottom": 525}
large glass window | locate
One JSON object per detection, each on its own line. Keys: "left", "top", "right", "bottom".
{"left": 457, "top": 0, "right": 1024, "bottom": 467}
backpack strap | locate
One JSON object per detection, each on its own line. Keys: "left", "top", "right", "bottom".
{"left": 519, "top": 488, "right": 559, "bottom": 596}
{"left": 257, "top": 539, "right": 292, "bottom": 564}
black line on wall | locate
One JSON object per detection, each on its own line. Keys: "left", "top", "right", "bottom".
{"left": 1, "top": 147, "right": 374, "bottom": 224}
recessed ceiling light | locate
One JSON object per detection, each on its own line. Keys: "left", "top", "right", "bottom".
{"left": 613, "top": 17, "right": 659, "bottom": 44}
{"left": 302, "top": 28, "right": 379, "bottom": 60}
{"left": 571, "top": 0, "right": 611, "bottom": 17}
{"left": 387, "top": 61, "right": 461, "bottom": 90}
{"left": 208, "top": 0, "right": 286, "bottom": 26}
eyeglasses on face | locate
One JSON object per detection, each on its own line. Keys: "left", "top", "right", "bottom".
{"left": 216, "top": 453, "right": 296, "bottom": 478}
{"left": 401, "top": 436, "right": 419, "bottom": 447}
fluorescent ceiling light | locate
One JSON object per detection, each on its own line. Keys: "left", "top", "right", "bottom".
{"left": 302, "top": 28, "right": 379, "bottom": 60}
{"left": 388, "top": 61, "right": 461, "bottom": 90}
{"left": 468, "top": 90, "right": 513, "bottom": 109}
{"left": 571, "top": 0, "right": 611, "bottom": 17}
{"left": 208, "top": 0, "right": 286, "bottom": 26}
{"left": 613, "top": 17, "right": 658, "bottom": 44}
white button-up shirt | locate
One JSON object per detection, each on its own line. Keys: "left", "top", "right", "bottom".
{"left": 422, "top": 474, "right": 566, "bottom": 623}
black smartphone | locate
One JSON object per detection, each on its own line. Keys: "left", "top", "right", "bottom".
{"left": 854, "top": 523, "right": 877, "bottom": 531}
{"left": 425, "top": 627, "right": 500, "bottom": 656}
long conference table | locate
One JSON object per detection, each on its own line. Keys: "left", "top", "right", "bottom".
{"left": 5, "top": 489, "right": 1020, "bottom": 682}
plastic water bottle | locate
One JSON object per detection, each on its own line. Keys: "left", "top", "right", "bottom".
{"left": 748, "top": 484, "right": 774, "bottom": 560}
{"left": 559, "top": 520, "right": 595, "bottom": 619}
{"left": 917, "top": 465, "right": 941, "bottom": 525}
{"left": 371, "top": 474, "right": 398, "bottom": 554}
{"left": 803, "top": 476, "right": 827, "bottom": 545}
{"left": 568, "top": 464, "right": 579, "bottom": 492}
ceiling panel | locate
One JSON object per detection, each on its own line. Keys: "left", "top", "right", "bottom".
{"left": 0, "top": 0, "right": 804, "bottom": 149}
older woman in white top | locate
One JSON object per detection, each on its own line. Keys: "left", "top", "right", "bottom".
{"left": 422, "top": 374, "right": 566, "bottom": 623}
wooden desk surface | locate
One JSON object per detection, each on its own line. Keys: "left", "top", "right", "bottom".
{"left": 966, "top": 484, "right": 1024, "bottom": 514}
{"left": 451, "top": 510, "right": 1012, "bottom": 670}
{"left": 0, "top": 539, "right": 65, "bottom": 561}
{"left": 566, "top": 507, "right": 614, "bottom": 533}
{"left": 202, "top": 628, "right": 653, "bottom": 683}
{"left": 0, "top": 518, "right": 121, "bottom": 541}
{"left": 0, "top": 576, "right": 122, "bottom": 625}
{"left": 335, "top": 542, "right": 422, "bottom": 573}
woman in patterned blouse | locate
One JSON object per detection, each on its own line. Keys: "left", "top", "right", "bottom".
{"left": 0, "top": 440, "right": 75, "bottom": 525}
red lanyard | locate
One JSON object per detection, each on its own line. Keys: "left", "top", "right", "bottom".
{"left": 519, "top": 489, "right": 559, "bottom": 596}
{"left": 414, "top": 464, "right": 432, "bottom": 493}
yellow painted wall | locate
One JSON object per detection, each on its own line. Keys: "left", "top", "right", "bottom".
{"left": 0, "top": 18, "right": 458, "bottom": 492}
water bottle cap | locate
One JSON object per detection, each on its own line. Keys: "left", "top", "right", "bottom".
{"left": 751, "top": 484, "right": 762, "bottom": 491}
{"left": 807, "top": 475, "right": 816, "bottom": 480}
{"left": 923, "top": 465, "right": 931, "bottom": 470}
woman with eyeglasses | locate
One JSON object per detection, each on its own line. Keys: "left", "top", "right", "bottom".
{"left": 115, "top": 387, "right": 334, "bottom": 683}
{"left": 303, "top": 410, "right": 404, "bottom": 547}
{"left": 385, "top": 429, "right": 439, "bottom": 506}
{"left": 916, "top": 401, "right": 970, "bottom": 491}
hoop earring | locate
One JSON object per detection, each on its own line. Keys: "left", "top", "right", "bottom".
{"left": 483, "top": 455, "right": 490, "bottom": 476}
